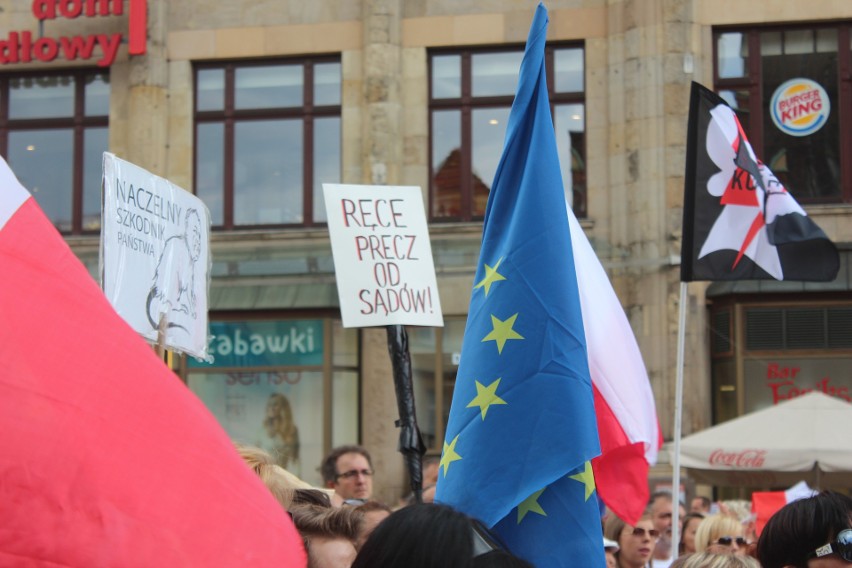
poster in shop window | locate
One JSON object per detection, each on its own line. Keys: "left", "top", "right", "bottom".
{"left": 322, "top": 183, "right": 444, "bottom": 328}
{"left": 101, "top": 152, "right": 211, "bottom": 360}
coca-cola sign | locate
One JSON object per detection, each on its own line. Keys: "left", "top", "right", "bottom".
{"left": 708, "top": 449, "right": 767, "bottom": 468}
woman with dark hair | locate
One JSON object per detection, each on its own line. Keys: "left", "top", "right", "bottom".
{"left": 756, "top": 490, "right": 852, "bottom": 568}
{"left": 351, "top": 503, "right": 517, "bottom": 568}
{"left": 679, "top": 512, "right": 705, "bottom": 556}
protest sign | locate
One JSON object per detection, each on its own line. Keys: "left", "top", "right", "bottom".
{"left": 323, "top": 184, "right": 443, "bottom": 328}
{"left": 102, "top": 152, "right": 211, "bottom": 360}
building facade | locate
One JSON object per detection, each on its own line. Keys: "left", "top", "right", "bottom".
{"left": 2, "top": 0, "right": 850, "bottom": 503}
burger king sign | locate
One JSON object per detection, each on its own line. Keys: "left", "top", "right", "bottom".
{"left": 770, "top": 78, "right": 831, "bottom": 137}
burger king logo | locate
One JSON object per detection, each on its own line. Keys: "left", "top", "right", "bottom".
{"left": 770, "top": 78, "right": 830, "bottom": 137}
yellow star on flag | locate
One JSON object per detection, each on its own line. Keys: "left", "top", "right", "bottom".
{"left": 482, "top": 313, "right": 524, "bottom": 354}
{"left": 473, "top": 257, "right": 506, "bottom": 297}
{"left": 569, "top": 461, "right": 597, "bottom": 501}
{"left": 466, "top": 378, "right": 507, "bottom": 420}
{"left": 517, "top": 487, "right": 547, "bottom": 523}
{"left": 440, "top": 435, "right": 462, "bottom": 477}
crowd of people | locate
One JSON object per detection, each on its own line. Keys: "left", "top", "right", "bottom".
{"left": 240, "top": 442, "right": 852, "bottom": 568}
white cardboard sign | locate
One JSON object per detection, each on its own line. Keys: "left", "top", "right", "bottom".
{"left": 323, "top": 184, "right": 443, "bottom": 328}
{"left": 101, "top": 152, "right": 211, "bottom": 360}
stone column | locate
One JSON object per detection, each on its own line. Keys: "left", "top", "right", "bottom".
{"left": 359, "top": 0, "right": 408, "bottom": 505}
{"left": 125, "top": 0, "right": 168, "bottom": 176}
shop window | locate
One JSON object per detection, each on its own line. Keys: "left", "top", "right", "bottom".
{"left": 714, "top": 25, "right": 852, "bottom": 203}
{"left": 429, "top": 45, "right": 586, "bottom": 221}
{"left": 0, "top": 70, "right": 109, "bottom": 234}
{"left": 185, "top": 318, "right": 358, "bottom": 487}
{"left": 193, "top": 57, "right": 341, "bottom": 229}
{"left": 409, "top": 318, "right": 466, "bottom": 453}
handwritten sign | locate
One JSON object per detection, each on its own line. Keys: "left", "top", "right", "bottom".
{"left": 101, "top": 152, "right": 211, "bottom": 360}
{"left": 323, "top": 184, "right": 443, "bottom": 328}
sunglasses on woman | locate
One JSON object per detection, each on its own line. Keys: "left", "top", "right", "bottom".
{"left": 631, "top": 528, "right": 660, "bottom": 539}
{"left": 716, "top": 536, "right": 747, "bottom": 547}
{"left": 809, "top": 528, "right": 852, "bottom": 562}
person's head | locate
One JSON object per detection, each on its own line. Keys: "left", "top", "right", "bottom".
{"left": 604, "top": 512, "right": 658, "bottom": 568}
{"left": 234, "top": 443, "right": 310, "bottom": 508}
{"left": 604, "top": 537, "right": 620, "bottom": 568}
{"left": 649, "top": 492, "right": 676, "bottom": 539}
{"left": 670, "top": 551, "right": 761, "bottom": 568}
{"left": 321, "top": 445, "right": 374, "bottom": 501}
{"left": 290, "top": 505, "right": 360, "bottom": 568}
{"left": 352, "top": 503, "right": 495, "bottom": 568}
{"left": 680, "top": 512, "right": 707, "bottom": 555}
{"left": 353, "top": 500, "right": 392, "bottom": 550}
{"left": 694, "top": 514, "right": 747, "bottom": 556}
{"left": 423, "top": 456, "right": 440, "bottom": 487}
{"left": 757, "top": 490, "right": 852, "bottom": 568}
{"left": 692, "top": 496, "right": 713, "bottom": 514}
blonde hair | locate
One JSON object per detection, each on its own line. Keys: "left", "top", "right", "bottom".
{"left": 235, "top": 443, "right": 316, "bottom": 509}
{"left": 693, "top": 514, "right": 744, "bottom": 552}
{"left": 670, "top": 551, "right": 759, "bottom": 568}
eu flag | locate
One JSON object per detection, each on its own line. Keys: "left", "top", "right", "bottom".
{"left": 434, "top": 4, "right": 605, "bottom": 567}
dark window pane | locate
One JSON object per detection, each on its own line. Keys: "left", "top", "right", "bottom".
{"left": 9, "top": 76, "right": 74, "bottom": 119}
{"left": 472, "top": 52, "right": 522, "bottom": 97}
{"left": 554, "top": 48, "right": 584, "bottom": 92}
{"left": 472, "top": 107, "right": 510, "bottom": 214}
{"left": 762, "top": 29, "right": 840, "bottom": 200}
{"left": 432, "top": 55, "right": 461, "bottom": 99}
{"left": 85, "top": 73, "right": 110, "bottom": 116}
{"left": 83, "top": 127, "right": 108, "bottom": 231}
{"left": 234, "top": 119, "right": 303, "bottom": 224}
{"left": 9, "top": 129, "right": 74, "bottom": 231}
{"left": 717, "top": 32, "right": 748, "bottom": 79}
{"left": 196, "top": 122, "right": 225, "bottom": 225}
{"left": 313, "top": 116, "right": 340, "bottom": 222}
{"left": 197, "top": 68, "right": 225, "bottom": 111}
{"left": 431, "top": 110, "right": 461, "bottom": 218}
{"left": 235, "top": 65, "right": 302, "bottom": 109}
{"left": 555, "top": 103, "right": 586, "bottom": 216}
{"left": 314, "top": 62, "right": 341, "bottom": 106}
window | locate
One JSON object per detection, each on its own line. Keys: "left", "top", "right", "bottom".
{"left": 409, "top": 318, "right": 466, "bottom": 453}
{"left": 194, "top": 57, "right": 341, "bottom": 229}
{"left": 714, "top": 25, "right": 852, "bottom": 203}
{"left": 429, "top": 45, "right": 586, "bottom": 221}
{"left": 0, "top": 70, "right": 109, "bottom": 234}
{"left": 186, "top": 318, "right": 359, "bottom": 486}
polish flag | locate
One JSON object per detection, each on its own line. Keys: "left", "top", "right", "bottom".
{"left": 0, "top": 157, "right": 306, "bottom": 566}
{"left": 752, "top": 481, "right": 816, "bottom": 536}
{"left": 568, "top": 207, "right": 662, "bottom": 525}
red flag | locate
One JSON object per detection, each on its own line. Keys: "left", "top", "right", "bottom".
{"left": 752, "top": 481, "right": 816, "bottom": 536}
{"left": 0, "top": 157, "right": 306, "bottom": 566}
{"left": 681, "top": 82, "right": 839, "bottom": 282}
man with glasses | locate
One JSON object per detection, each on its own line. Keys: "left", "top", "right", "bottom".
{"left": 320, "top": 445, "right": 374, "bottom": 507}
{"left": 757, "top": 491, "right": 852, "bottom": 568}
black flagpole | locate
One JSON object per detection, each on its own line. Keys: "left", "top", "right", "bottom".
{"left": 385, "top": 324, "right": 427, "bottom": 504}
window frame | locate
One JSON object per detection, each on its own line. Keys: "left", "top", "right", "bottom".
{"left": 0, "top": 68, "right": 109, "bottom": 235}
{"left": 713, "top": 23, "right": 852, "bottom": 204}
{"left": 427, "top": 43, "right": 586, "bottom": 222}
{"left": 193, "top": 56, "right": 342, "bottom": 230}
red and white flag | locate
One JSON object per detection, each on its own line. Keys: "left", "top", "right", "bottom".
{"left": 0, "top": 157, "right": 306, "bottom": 566}
{"left": 568, "top": 208, "right": 662, "bottom": 525}
{"left": 752, "top": 481, "right": 816, "bottom": 536}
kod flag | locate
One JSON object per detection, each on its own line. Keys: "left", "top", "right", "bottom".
{"left": 0, "top": 157, "right": 305, "bottom": 566}
{"left": 681, "top": 81, "right": 839, "bottom": 282}
{"left": 435, "top": 4, "right": 605, "bottom": 566}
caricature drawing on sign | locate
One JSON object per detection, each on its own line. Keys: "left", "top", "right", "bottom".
{"left": 146, "top": 208, "right": 202, "bottom": 332}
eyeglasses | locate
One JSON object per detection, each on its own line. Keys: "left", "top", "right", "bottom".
{"left": 631, "top": 528, "right": 661, "bottom": 539}
{"left": 336, "top": 468, "right": 373, "bottom": 480}
{"left": 809, "top": 529, "right": 852, "bottom": 562}
{"left": 715, "top": 536, "right": 748, "bottom": 547}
